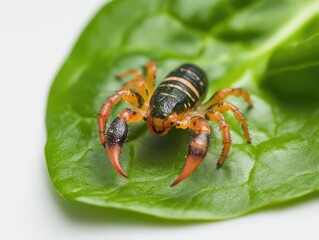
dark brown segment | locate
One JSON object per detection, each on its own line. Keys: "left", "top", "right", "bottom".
{"left": 105, "top": 117, "right": 129, "bottom": 178}
{"left": 164, "top": 63, "right": 207, "bottom": 100}
{"left": 150, "top": 64, "right": 207, "bottom": 119}
{"left": 105, "top": 117, "right": 128, "bottom": 146}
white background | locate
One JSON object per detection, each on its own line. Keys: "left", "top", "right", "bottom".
{"left": 0, "top": 1, "right": 318, "bottom": 239}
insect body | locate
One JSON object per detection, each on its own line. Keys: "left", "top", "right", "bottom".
{"left": 147, "top": 64, "right": 206, "bottom": 135}
{"left": 98, "top": 61, "right": 252, "bottom": 186}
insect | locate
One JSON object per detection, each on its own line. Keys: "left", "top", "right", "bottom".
{"left": 98, "top": 61, "right": 252, "bottom": 186}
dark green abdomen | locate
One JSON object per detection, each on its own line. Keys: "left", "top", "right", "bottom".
{"left": 150, "top": 63, "right": 207, "bottom": 119}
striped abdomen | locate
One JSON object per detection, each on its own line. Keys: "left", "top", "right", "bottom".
{"left": 149, "top": 63, "right": 207, "bottom": 119}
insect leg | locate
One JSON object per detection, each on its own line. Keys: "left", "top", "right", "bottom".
{"left": 211, "top": 102, "right": 251, "bottom": 143}
{"left": 205, "top": 110, "right": 231, "bottom": 168}
{"left": 116, "top": 69, "right": 148, "bottom": 100}
{"left": 201, "top": 88, "right": 252, "bottom": 110}
{"left": 98, "top": 89, "right": 144, "bottom": 145}
{"left": 144, "top": 61, "right": 157, "bottom": 99}
{"left": 105, "top": 108, "right": 143, "bottom": 178}
{"left": 171, "top": 117, "right": 211, "bottom": 187}
{"left": 116, "top": 69, "right": 143, "bottom": 80}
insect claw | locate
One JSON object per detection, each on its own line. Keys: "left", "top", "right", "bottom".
{"left": 105, "top": 117, "right": 129, "bottom": 178}
{"left": 171, "top": 133, "right": 209, "bottom": 187}
{"left": 170, "top": 155, "right": 203, "bottom": 187}
{"left": 105, "top": 144, "right": 128, "bottom": 178}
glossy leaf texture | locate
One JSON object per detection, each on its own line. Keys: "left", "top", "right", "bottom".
{"left": 46, "top": 0, "right": 319, "bottom": 220}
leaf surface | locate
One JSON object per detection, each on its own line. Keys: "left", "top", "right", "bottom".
{"left": 46, "top": 0, "right": 319, "bottom": 220}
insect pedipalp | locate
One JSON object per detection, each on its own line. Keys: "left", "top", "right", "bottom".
{"left": 105, "top": 117, "right": 129, "bottom": 178}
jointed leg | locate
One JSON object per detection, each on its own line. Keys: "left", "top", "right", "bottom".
{"left": 105, "top": 108, "right": 144, "bottom": 178}
{"left": 115, "top": 61, "right": 157, "bottom": 100}
{"left": 205, "top": 110, "right": 231, "bottom": 168}
{"left": 116, "top": 69, "right": 148, "bottom": 100}
{"left": 202, "top": 88, "right": 252, "bottom": 110}
{"left": 116, "top": 69, "right": 143, "bottom": 80}
{"left": 144, "top": 61, "right": 157, "bottom": 98}
{"left": 121, "top": 80, "right": 148, "bottom": 100}
{"left": 211, "top": 102, "right": 251, "bottom": 143}
{"left": 171, "top": 117, "right": 211, "bottom": 186}
{"left": 118, "top": 108, "right": 144, "bottom": 123}
{"left": 98, "top": 89, "right": 145, "bottom": 145}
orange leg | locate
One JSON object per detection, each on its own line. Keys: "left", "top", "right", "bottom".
{"left": 121, "top": 79, "right": 148, "bottom": 101}
{"left": 202, "top": 88, "right": 252, "bottom": 110}
{"left": 98, "top": 89, "right": 145, "bottom": 145}
{"left": 105, "top": 108, "right": 143, "bottom": 178}
{"left": 171, "top": 116, "right": 211, "bottom": 187}
{"left": 205, "top": 110, "right": 231, "bottom": 168}
{"left": 144, "top": 61, "right": 157, "bottom": 99}
{"left": 116, "top": 69, "right": 143, "bottom": 80}
{"left": 116, "top": 69, "right": 148, "bottom": 100}
{"left": 118, "top": 108, "right": 144, "bottom": 123}
{"left": 211, "top": 102, "right": 251, "bottom": 143}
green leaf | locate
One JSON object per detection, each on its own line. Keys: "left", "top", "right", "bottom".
{"left": 46, "top": 0, "right": 319, "bottom": 220}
